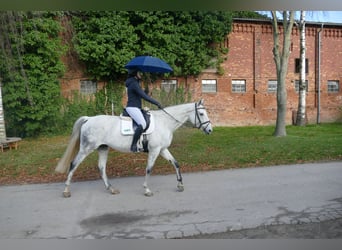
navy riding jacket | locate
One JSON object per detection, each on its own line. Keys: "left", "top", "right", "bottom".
{"left": 125, "top": 76, "right": 160, "bottom": 108}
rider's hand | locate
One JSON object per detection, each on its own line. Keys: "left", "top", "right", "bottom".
{"left": 157, "top": 103, "right": 163, "bottom": 109}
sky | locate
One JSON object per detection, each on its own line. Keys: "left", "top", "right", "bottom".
{"left": 305, "top": 11, "right": 342, "bottom": 23}
{"left": 258, "top": 11, "right": 342, "bottom": 24}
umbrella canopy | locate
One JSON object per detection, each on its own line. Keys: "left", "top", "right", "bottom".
{"left": 124, "top": 56, "right": 173, "bottom": 73}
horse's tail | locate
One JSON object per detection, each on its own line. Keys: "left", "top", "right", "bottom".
{"left": 55, "top": 116, "right": 88, "bottom": 174}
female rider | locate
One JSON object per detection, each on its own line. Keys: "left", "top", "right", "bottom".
{"left": 125, "top": 68, "right": 163, "bottom": 152}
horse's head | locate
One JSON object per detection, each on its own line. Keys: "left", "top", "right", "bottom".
{"left": 191, "top": 99, "right": 213, "bottom": 135}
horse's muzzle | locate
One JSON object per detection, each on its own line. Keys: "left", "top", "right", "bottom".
{"left": 203, "top": 124, "right": 213, "bottom": 135}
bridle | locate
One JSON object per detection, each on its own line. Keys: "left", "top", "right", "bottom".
{"left": 194, "top": 102, "right": 211, "bottom": 132}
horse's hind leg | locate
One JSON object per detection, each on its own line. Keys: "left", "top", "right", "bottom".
{"left": 63, "top": 150, "right": 89, "bottom": 198}
{"left": 160, "top": 148, "right": 184, "bottom": 192}
{"left": 97, "top": 145, "right": 119, "bottom": 195}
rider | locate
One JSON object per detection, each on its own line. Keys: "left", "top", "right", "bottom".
{"left": 125, "top": 68, "right": 163, "bottom": 152}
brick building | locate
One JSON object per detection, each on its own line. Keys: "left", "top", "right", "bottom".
{"left": 60, "top": 18, "right": 342, "bottom": 126}
{"left": 185, "top": 18, "right": 342, "bottom": 126}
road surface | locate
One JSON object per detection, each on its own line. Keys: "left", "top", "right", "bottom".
{"left": 0, "top": 161, "right": 341, "bottom": 239}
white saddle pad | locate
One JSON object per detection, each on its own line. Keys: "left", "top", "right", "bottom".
{"left": 120, "top": 113, "right": 155, "bottom": 136}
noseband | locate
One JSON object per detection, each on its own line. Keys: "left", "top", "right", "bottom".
{"left": 194, "top": 103, "right": 211, "bottom": 131}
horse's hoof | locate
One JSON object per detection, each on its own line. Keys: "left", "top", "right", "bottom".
{"left": 63, "top": 191, "right": 71, "bottom": 198}
{"left": 177, "top": 184, "right": 184, "bottom": 192}
{"left": 109, "top": 187, "right": 120, "bottom": 195}
{"left": 144, "top": 191, "right": 153, "bottom": 197}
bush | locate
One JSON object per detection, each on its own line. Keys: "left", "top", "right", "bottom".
{"left": 51, "top": 83, "right": 124, "bottom": 135}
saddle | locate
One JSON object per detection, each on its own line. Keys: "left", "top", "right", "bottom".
{"left": 120, "top": 109, "right": 155, "bottom": 136}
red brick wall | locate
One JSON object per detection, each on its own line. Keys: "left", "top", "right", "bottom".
{"left": 186, "top": 20, "right": 342, "bottom": 126}
{"left": 59, "top": 19, "right": 342, "bottom": 126}
{"left": 59, "top": 15, "right": 105, "bottom": 99}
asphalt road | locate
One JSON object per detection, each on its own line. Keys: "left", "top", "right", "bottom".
{"left": 0, "top": 161, "right": 341, "bottom": 239}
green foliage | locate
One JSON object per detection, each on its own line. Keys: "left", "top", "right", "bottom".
{"left": 71, "top": 11, "right": 233, "bottom": 78}
{"left": 0, "top": 11, "right": 241, "bottom": 138}
{"left": 53, "top": 82, "right": 124, "bottom": 134}
{"left": 232, "top": 11, "right": 270, "bottom": 19}
{"left": 94, "top": 82, "right": 124, "bottom": 115}
{"left": 0, "top": 11, "right": 66, "bottom": 137}
{"left": 150, "top": 84, "right": 192, "bottom": 108}
{"left": 71, "top": 11, "right": 139, "bottom": 80}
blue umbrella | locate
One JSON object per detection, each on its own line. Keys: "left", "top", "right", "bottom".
{"left": 124, "top": 56, "right": 173, "bottom": 73}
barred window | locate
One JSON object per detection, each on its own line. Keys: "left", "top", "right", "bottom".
{"left": 295, "top": 80, "right": 308, "bottom": 92}
{"left": 202, "top": 79, "right": 217, "bottom": 93}
{"left": 80, "top": 80, "right": 97, "bottom": 94}
{"left": 161, "top": 79, "right": 177, "bottom": 93}
{"left": 267, "top": 80, "right": 277, "bottom": 93}
{"left": 327, "top": 80, "right": 339, "bottom": 93}
{"left": 232, "top": 80, "right": 246, "bottom": 93}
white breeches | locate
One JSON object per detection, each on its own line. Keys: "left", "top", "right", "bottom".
{"left": 126, "top": 107, "right": 147, "bottom": 129}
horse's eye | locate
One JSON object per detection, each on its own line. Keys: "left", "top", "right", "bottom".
{"left": 200, "top": 113, "right": 204, "bottom": 116}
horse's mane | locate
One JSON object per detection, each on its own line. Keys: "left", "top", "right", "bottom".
{"left": 151, "top": 102, "right": 195, "bottom": 113}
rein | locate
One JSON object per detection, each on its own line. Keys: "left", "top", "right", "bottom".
{"left": 161, "top": 108, "right": 183, "bottom": 124}
{"left": 161, "top": 103, "right": 211, "bottom": 131}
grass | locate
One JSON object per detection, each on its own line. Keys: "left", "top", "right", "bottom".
{"left": 0, "top": 123, "right": 341, "bottom": 185}
{"left": 171, "top": 123, "right": 342, "bottom": 168}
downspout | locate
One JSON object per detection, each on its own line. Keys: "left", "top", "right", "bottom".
{"left": 317, "top": 23, "right": 323, "bottom": 124}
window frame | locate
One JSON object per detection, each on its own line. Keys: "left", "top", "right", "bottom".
{"left": 232, "top": 79, "right": 246, "bottom": 93}
{"left": 201, "top": 79, "right": 217, "bottom": 93}
{"left": 294, "top": 80, "right": 309, "bottom": 93}
{"left": 295, "top": 58, "right": 309, "bottom": 74}
{"left": 327, "top": 80, "right": 340, "bottom": 93}
{"left": 267, "top": 80, "right": 278, "bottom": 93}
{"left": 80, "top": 79, "right": 97, "bottom": 94}
{"left": 161, "top": 79, "right": 177, "bottom": 93}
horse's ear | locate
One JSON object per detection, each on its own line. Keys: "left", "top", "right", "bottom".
{"left": 198, "top": 99, "right": 204, "bottom": 105}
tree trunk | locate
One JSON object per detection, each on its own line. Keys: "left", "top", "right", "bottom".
{"left": 296, "top": 11, "right": 307, "bottom": 126}
{"left": 0, "top": 80, "right": 6, "bottom": 141}
{"left": 271, "top": 11, "right": 295, "bottom": 137}
{"left": 274, "top": 67, "right": 288, "bottom": 136}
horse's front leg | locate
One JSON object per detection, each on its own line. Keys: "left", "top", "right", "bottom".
{"left": 160, "top": 148, "right": 184, "bottom": 192}
{"left": 143, "top": 149, "right": 160, "bottom": 197}
{"left": 98, "top": 145, "right": 120, "bottom": 195}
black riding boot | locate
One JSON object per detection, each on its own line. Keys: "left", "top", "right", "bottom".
{"left": 130, "top": 125, "right": 143, "bottom": 152}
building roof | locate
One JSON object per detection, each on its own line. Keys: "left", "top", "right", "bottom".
{"left": 233, "top": 17, "right": 342, "bottom": 27}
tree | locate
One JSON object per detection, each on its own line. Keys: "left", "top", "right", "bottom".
{"left": 0, "top": 11, "right": 65, "bottom": 136}
{"left": 71, "top": 11, "right": 233, "bottom": 80}
{"left": 271, "top": 11, "right": 295, "bottom": 137}
{"left": 71, "top": 11, "right": 139, "bottom": 81}
{"left": 296, "top": 11, "right": 307, "bottom": 126}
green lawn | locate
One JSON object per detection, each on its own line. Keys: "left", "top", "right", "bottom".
{"left": 1, "top": 123, "right": 341, "bottom": 185}
{"left": 169, "top": 123, "right": 342, "bottom": 169}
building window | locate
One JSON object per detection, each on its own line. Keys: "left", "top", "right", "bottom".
{"left": 80, "top": 80, "right": 97, "bottom": 94}
{"left": 161, "top": 79, "right": 177, "bottom": 93}
{"left": 232, "top": 79, "right": 246, "bottom": 93}
{"left": 267, "top": 80, "right": 277, "bottom": 93}
{"left": 327, "top": 80, "right": 340, "bottom": 93}
{"left": 294, "top": 80, "right": 309, "bottom": 92}
{"left": 202, "top": 79, "right": 217, "bottom": 93}
{"left": 295, "top": 58, "right": 309, "bottom": 73}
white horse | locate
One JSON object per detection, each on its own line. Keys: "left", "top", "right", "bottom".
{"left": 55, "top": 99, "right": 212, "bottom": 197}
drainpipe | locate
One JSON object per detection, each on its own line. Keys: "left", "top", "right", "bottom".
{"left": 317, "top": 23, "right": 323, "bottom": 124}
